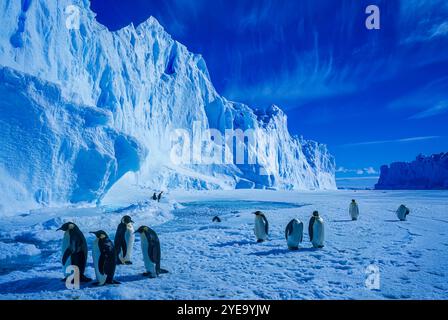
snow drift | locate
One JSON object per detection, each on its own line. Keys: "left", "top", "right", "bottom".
{"left": 0, "top": 0, "right": 336, "bottom": 214}
{"left": 375, "top": 153, "right": 448, "bottom": 190}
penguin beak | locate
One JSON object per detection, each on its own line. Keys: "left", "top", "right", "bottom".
{"left": 56, "top": 227, "right": 62, "bottom": 231}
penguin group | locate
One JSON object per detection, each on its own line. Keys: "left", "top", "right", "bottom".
{"left": 253, "top": 209, "right": 325, "bottom": 249}
{"left": 58, "top": 197, "right": 410, "bottom": 286}
{"left": 253, "top": 200, "right": 410, "bottom": 250}
{"left": 152, "top": 191, "right": 164, "bottom": 202}
{"left": 57, "top": 215, "right": 167, "bottom": 286}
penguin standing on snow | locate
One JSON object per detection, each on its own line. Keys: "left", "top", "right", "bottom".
{"left": 308, "top": 211, "right": 325, "bottom": 248}
{"left": 157, "top": 191, "right": 164, "bottom": 202}
{"left": 135, "top": 226, "right": 168, "bottom": 277}
{"left": 253, "top": 211, "right": 269, "bottom": 242}
{"left": 349, "top": 199, "right": 360, "bottom": 221}
{"left": 152, "top": 192, "right": 158, "bottom": 201}
{"left": 285, "top": 219, "right": 304, "bottom": 250}
{"left": 396, "top": 204, "right": 410, "bottom": 221}
{"left": 114, "top": 215, "right": 135, "bottom": 265}
{"left": 90, "top": 230, "right": 120, "bottom": 285}
{"left": 57, "top": 222, "right": 91, "bottom": 282}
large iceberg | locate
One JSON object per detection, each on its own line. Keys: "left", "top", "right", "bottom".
{"left": 0, "top": 0, "right": 336, "bottom": 214}
{"left": 375, "top": 153, "right": 448, "bottom": 190}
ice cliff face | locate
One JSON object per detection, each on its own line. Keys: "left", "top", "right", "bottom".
{"left": 0, "top": 0, "right": 336, "bottom": 214}
{"left": 375, "top": 153, "right": 448, "bottom": 190}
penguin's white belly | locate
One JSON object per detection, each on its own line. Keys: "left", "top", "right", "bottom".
{"left": 254, "top": 218, "right": 268, "bottom": 240}
{"left": 312, "top": 219, "right": 325, "bottom": 248}
{"left": 119, "top": 227, "right": 135, "bottom": 262}
{"left": 92, "top": 239, "right": 107, "bottom": 285}
{"left": 141, "top": 234, "right": 156, "bottom": 276}
{"left": 62, "top": 232, "right": 71, "bottom": 276}
{"left": 287, "top": 224, "right": 303, "bottom": 248}
{"left": 349, "top": 204, "right": 359, "bottom": 220}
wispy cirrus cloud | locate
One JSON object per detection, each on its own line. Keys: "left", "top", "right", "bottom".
{"left": 409, "top": 101, "right": 448, "bottom": 119}
{"left": 341, "top": 136, "right": 441, "bottom": 147}
{"left": 388, "top": 77, "right": 448, "bottom": 120}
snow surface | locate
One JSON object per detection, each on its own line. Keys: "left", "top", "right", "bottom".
{"left": 0, "top": 0, "right": 336, "bottom": 215}
{"left": 0, "top": 241, "right": 41, "bottom": 260}
{"left": 0, "top": 189, "right": 447, "bottom": 300}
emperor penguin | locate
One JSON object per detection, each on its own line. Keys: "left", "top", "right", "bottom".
{"left": 135, "top": 226, "right": 168, "bottom": 277}
{"left": 349, "top": 199, "right": 360, "bottom": 221}
{"left": 114, "top": 215, "right": 135, "bottom": 265}
{"left": 285, "top": 219, "right": 304, "bottom": 250}
{"left": 90, "top": 230, "right": 120, "bottom": 285}
{"left": 253, "top": 211, "right": 269, "bottom": 242}
{"left": 308, "top": 211, "right": 325, "bottom": 248}
{"left": 57, "top": 222, "right": 91, "bottom": 282}
{"left": 152, "top": 192, "right": 158, "bottom": 201}
{"left": 157, "top": 191, "right": 164, "bottom": 202}
{"left": 396, "top": 204, "right": 410, "bottom": 221}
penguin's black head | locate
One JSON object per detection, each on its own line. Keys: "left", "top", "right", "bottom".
{"left": 352, "top": 199, "right": 356, "bottom": 202}
{"left": 90, "top": 230, "right": 108, "bottom": 239}
{"left": 312, "top": 211, "right": 319, "bottom": 217}
{"left": 134, "top": 226, "right": 149, "bottom": 234}
{"left": 56, "top": 222, "right": 76, "bottom": 232}
{"left": 121, "top": 215, "right": 134, "bottom": 224}
{"left": 253, "top": 211, "right": 263, "bottom": 216}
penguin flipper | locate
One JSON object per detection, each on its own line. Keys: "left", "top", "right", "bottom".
{"left": 285, "top": 220, "right": 293, "bottom": 240}
{"left": 70, "top": 251, "right": 87, "bottom": 278}
{"left": 99, "top": 254, "right": 105, "bottom": 275}
{"left": 104, "top": 255, "right": 116, "bottom": 279}
{"left": 114, "top": 224, "right": 127, "bottom": 258}
{"left": 308, "top": 217, "right": 315, "bottom": 241}
{"left": 262, "top": 215, "right": 269, "bottom": 235}
{"left": 62, "top": 249, "right": 72, "bottom": 265}
{"left": 149, "top": 240, "right": 161, "bottom": 267}
{"left": 298, "top": 222, "right": 304, "bottom": 243}
{"left": 121, "top": 241, "right": 127, "bottom": 259}
{"left": 146, "top": 229, "right": 161, "bottom": 267}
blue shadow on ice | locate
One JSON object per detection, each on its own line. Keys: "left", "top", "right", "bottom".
{"left": 115, "top": 274, "right": 148, "bottom": 283}
{"left": 250, "top": 247, "right": 319, "bottom": 256}
{"left": 213, "top": 240, "right": 254, "bottom": 247}
{"left": 0, "top": 277, "right": 66, "bottom": 294}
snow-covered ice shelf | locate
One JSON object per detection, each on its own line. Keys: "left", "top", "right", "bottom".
{"left": 0, "top": 189, "right": 446, "bottom": 300}
{"left": 0, "top": 0, "right": 336, "bottom": 215}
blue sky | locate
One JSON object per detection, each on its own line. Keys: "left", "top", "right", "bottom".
{"left": 90, "top": 0, "right": 448, "bottom": 179}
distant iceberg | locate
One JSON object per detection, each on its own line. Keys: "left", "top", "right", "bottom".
{"left": 0, "top": 0, "right": 336, "bottom": 214}
{"left": 375, "top": 153, "right": 448, "bottom": 190}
